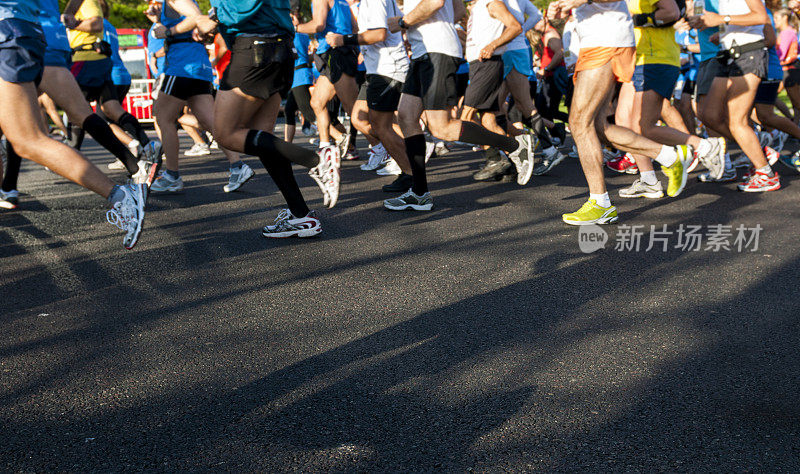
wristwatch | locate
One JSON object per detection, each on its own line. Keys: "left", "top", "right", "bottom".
{"left": 398, "top": 17, "right": 409, "bottom": 29}
{"left": 723, "top": 15, "right": 732, "bottom": 24}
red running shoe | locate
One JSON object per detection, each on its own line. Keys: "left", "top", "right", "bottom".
{"left": 606, "top": 153, "right": 638, "bottom": 174}
{"left": 738, "top": 171, "right": 781, "bottom": 192}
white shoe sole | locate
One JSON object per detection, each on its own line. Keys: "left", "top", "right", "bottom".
{"left": 619, "top": 190, "right": 664, "bottom": 199}
{"left": 224, "top": 167, "right": 255, "bottom": 193}
{"left": 383, "top": 202, "right": 433, "bottom": 211}
{"left": 738, "top": 183, "right": 781, "bottom": 192}
{"left": 563, "top": 215, "right": 618, "bottom": 226}
{"left": 262, "top": 228, "right": 322, "bottom": 238}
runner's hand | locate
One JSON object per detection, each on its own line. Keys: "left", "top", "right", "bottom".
{"left": 326, "top": 32, "right": 344, "bottom": 48}
{"left": 479, "top": 44, "right": 496, "bottom": 60}
{"left": 153, "top": 23, "right": 168, "bottom": 39}
{"left": 557, "top": 0, "right": 588, "bottom": 12}
{"left": 196, "top": 16, "right": 218, "bottom": 37}
{"left": 688, "top": 12, "right": 721, "bottom": 29}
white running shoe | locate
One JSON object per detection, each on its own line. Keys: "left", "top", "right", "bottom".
{"left": 336, "top": 129, "right": 351, "bottom": 160}
{"left": 569, "top": 145, "right": 579, "bottom": 159}
{"left": 309, "top": 145, "right": 341, "bottom": 208}
{"left": 262, "top": 209, "right": 321, "bottom": 238}
{"left": 0, "top": 189, "right": 19, "bottom": 210}
{"left": 184, "top": 143, "right": 211, "bottom": 156}
{"left": 224, "top": 163, "right": 255, "bottom": 192}
{"left": 361, "top": 143, "right": 388, "bottom": 170}
{"left": 376, "top": 158, "right": 402, "bottom": 176}
{"left": 150, "top": 171, "right": 184, "bottom": 192}
{"left": 106, "top": 183, "right": 146, "bottom": 249}
{"left": 698, "top": 136, "right": 726, "bottom": 180}
{"left": 618, "top": 179, "right": 665, "bottom": 198}
{"left": 508, "top": 134, "right": 533, "bottom": 185}
{"left": 108, "top": 160, "right": 126, "bottom": 170}
{"left": 434, "top": 141, "right": 451, "bottom": 156}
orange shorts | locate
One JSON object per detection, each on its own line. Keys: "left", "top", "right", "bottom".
{"left": 574, "top": 47, "right": 636, "bottom": 84}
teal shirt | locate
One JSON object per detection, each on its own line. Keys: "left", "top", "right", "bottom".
{"left": 212, "top": 0, "right": 293, "bottom": 39}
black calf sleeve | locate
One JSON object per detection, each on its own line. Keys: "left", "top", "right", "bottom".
{"left": 244, "top": 129, "right": 319, "bottom": 169}
{"left": 258, "top": 153, "right": 310, "bottom": 218}
{"left": 117, "top": 112, "right": 150, "bottom": 146}
{"left": 82, "top": 114, "right": 139, "bottom": 175}
{"left": 405, "top": 134, "right": 428, "bottom": 195}
{"left": 2, "top": 142, "right": 21, "bottom": 192}
{"left": 522, "top": 114, "right": 554, "bottom": 148}
{"left": 458, "top": 121, "right": 518, "bottom": 153}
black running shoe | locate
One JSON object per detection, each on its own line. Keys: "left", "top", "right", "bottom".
{"left": 473, "top": 159, "right": 512, "bottom": 181}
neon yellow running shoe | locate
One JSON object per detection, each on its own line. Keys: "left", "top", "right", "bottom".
{"left": 662, "top": 145, "right": 691, "bottom": 197}
{"left": 562, "top": 199, "right": 618, "bottom": 225}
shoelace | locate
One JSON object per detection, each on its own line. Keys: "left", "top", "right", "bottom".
{"left": 106, "top": 202, "right": 132, "bottom": 231}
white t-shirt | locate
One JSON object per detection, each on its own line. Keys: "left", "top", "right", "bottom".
{"left": 404, "top": 0, "right": 463, "bottom": 58}
{"left": 562, "top": 17, "right": 579, "bottom": 68}
{"left": 465, "top": 0, "right": 509, "bottom": 62}
{"left": 573, "top": 1, "right": 635, "bottom": 48}
{"left": 718, "top": 0, "right": 764, "bottom": 49}
{"left": 358, "top": 0, "right": 410, "bottom": 81}
{"left": 505, "top": 0, "right": 541, "bottom": 52}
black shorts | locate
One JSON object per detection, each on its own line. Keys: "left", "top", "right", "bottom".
{"left": 456, "top": 71, "right": 469, "bottom": 98}
{"left": 402, "top": 53, "right": 460, "bottom": 110}
{"left": 313, "top": 47, "right": 359, "bottom": 83}
{"left": 80, "top": 79, "right": 115, "bottom": 103}
{"left": 754, "top": 79, "right": 780, "bottom": 104}
{"left": 464, "top": 57, "right": 504, "bottom": 112}
{"left": 784, "top": 67, "right": 800, "bottom": 87}
{"left": 366, "top": 74, "right": 403, "bottom": 112}
{"left": 716, "top": 48, "right": 767, "bottom": 79}
{"left": 221, "top": 36, "right": 293, "bottom": 100}
{"left": 100, "top": 83, "right": 130, "bottom": 103}
{"left": 160, "top": 75, "right": 213, "bottom": 101}
{"left": 695, "top": 58, "right": 722, "bottom": 96}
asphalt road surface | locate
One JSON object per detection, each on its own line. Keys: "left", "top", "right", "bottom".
{"left": 2, "top": 131, "right": 799, "bottom": 471}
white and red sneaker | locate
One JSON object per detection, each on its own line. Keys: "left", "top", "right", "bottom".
{"left": 261, "top": 209, "right": 321, "bottom": 238}
{"left": 309, "top": 145, "right": 341, "bottom": 208}
{"left": 764, "top": 146, "right": 779, "bottom": 166}
{"left": 606, "top": 153, "right": 638, "bottom": 174}
{"left": 738, "top": 171, "right": 781, "bottom": 192}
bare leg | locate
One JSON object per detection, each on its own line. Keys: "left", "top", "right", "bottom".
{"left": 726, "top": 75, "right": 767, "bottom": 168}
{"left": 187, "top": 95, "right": 241, "bottom": 164}
{"left": 310, "top": 76, "right": 337, "bottom": 144}
{"left": 370, "top": 108, "right": 411, "bottom": 174}
{"left": 153, "top": 92, "right": 186, "bottom": 172}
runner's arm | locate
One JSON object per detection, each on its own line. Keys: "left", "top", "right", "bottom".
{"left": 763, "top": 21, "right": 776, "bottom": 48}
{"left": 543, "top": 33, "right": 564, "bottom": 73}
{"left": 480, "top": 0, "right": 523, "bottom": 59}
{"left": 297, "top": 0, "right": 330, "bottom": 34}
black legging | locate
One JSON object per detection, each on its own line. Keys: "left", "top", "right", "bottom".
{"left": 284, "top": 85, "right": 315, "bottom": 127}
{"left": 534, "top": 65, "right": 569, "bottom": 123}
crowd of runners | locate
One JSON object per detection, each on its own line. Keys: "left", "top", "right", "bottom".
{"left": 2, "top": 0, "right": 800, "bottom": 248}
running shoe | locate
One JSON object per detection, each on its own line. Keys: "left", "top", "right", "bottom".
{"left": 562, "top": 199, "right": 618, "bottom": 225}
{"left": 731, "top": 153, "right": 752, "bottom": 169}
{"left": 302, "top": 123, "right": 318, "bottom": 137}
{"left": 224, "top": 163, "right": 255, "bottom": 193}
{"left": 551, "top": 122, "right": 567, "bottom": 147}
{"left": 508, "top": 134, "right": 533, "bottom": 185}
{"left": 361, "top": 143, "right": 389, "bottom": 171}
{"left": 344, "top": 147, "right": 360, "bottom": 161}
{"left": 661, "top": 145, "right": 691, "bottom": 197}
{"left": 618, "top": 179, "right": 665, "bottom": 198}
{"left": 601, "top": 148, "right": 617, "bottom": 164}
{"left": 209, "top": 140, "right": 219, "bottom": 150}
{"left": 606, "top": 153, "right": 638, "bottom": 174}
{"left": 376, "top": 158, "right": 402, "bottom": 176}
{"left": 382, "top": 173, "right": 413, "bottom": 193}
{"left": 434, "top": 141, "right": 451, "bottom": 156}
{"left": 127, "top": 139, "right": 142, "bottom": 159}
{"left": 383, "top": 189, "right": 433, "bottom": 211}
{"left": 336, "top": 130, "right": 351, "bottom": 160}
{"left": 262, "top": 209, "right": 321, "bottom": 238}
{"left": 131, "top": 156, "right": 163, "bottom": 188}
{"left": 532, "top": 146, "right": 566, "bottom": 176}
{"left": 772, "top": 130, "right": 788, "bottom": 153}
{"left": 106, "top": 183, "right": 146, "bottom": 249}
{"left": 108, "top": 160, "right": 126, "bottom": 170}
{"left": 698, "top": 136, "right": 726, "bottom": 179}
{"left": 569, "top": 145, "right": 579, "bottom": 159}
{"left": 757, "top": 130, "right": 773, "bottom": 148}
{"left": 0, "top": 189, "right": 18, "bottom": 210}
{"left": 738, "top": 171, "right": 781, "bottom": 192}
{"left": 309, "top": 145, "right": 341, "bottom": 208}
{"left": 698, "top": 166, "right": 737, "bottom": 182}
{"left": 150, "top": 172, "right": 184, "bottom": 193}
{"left": 778, "top": 150, "right": 800, "bottom": 173}
{"left": 473, "top": 159, "right": 512, "bottom": 181}
{"left": 184, "top": 142, "right": 210, "bottom": 157}
{"left": 687, "top": 151, "right": 700, "bottom": 173}
{"left": 764, "top": 145, "right": 779, "bottom": 166}
{"left": 143, "top": 140, "right": 163, "bottom": 164}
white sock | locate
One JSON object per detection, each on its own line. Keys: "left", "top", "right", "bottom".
{"left": 756, "top": 164, "right": 773, "bottom": 175}
{"left": 320, "top": 141, "right": 331, "bottom": 148}
{"left": 640, "top": 170, "right": 658, "bottom": 185}
{"left": 590, "top": 192, "right": 611, "bottom": 208}
{"left": 654, "top": 145, "right": 677, "bottom": 167}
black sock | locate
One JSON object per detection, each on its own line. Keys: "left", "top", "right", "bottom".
{"left": 405, "top": 134, "right": 428, "bottom": 195}
{"left": 458, "top": 121, "right": 518, "bottom": 153}
{"left": 257, "top": 154, "right": 310, "bottom": 218}
{"left": 69, "top": 123, "right": 85, "bottom": 150}
{"left": 82, "top": 114, "right": 139, "bottom": 175}
{"left": 2, "top": 142, "right": 21, "bottom": 192}
{"left": 522, "top": 114, "right": 554, "bottom": 148}
{"left": 244, "top": 129, "right": 319, "bottom": 169}
{"left": 117, "top": 112, "right": 150, "bottom": 146}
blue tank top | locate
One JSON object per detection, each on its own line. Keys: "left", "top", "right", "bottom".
{"left": 697, "top": 0, "right": 720, "bottom": 62}
{"left": 0, "top": 0, "right": 38, "bottom": 24}
{"left": 766, "top": 10, "right": 783, "bottom": 81}
{"left": 292, "top": 33, "right": 313, "bottom": 87}
{"left": 147, "top": 25, "right": 165, "bottom": 76}
{"left": 212, "top": 0, "right": 293, "bottom": 40}
{"left": 38, "top": 0, "right": 70, "bottom": 53}
{"left": 315, "top": 0, "right": 352, "bottom": 55}
{"left": 103, "top": 20, "right": 131, "bottom": 85}
{"left": 160, "top": 0, "right": 213, "bottom": 82}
